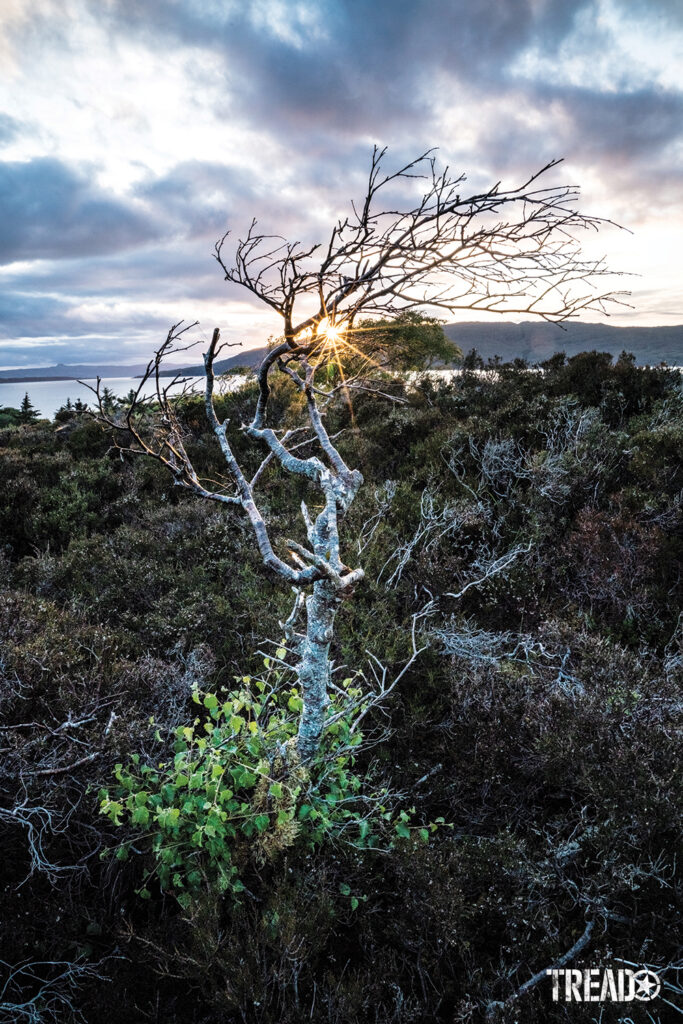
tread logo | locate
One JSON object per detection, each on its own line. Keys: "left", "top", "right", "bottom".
{"left": 546, "top": 967, "right": 661, "bottom": 1002}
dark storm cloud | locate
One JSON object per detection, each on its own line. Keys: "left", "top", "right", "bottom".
{"left": 0, "top": 240, "right": 235, "bottom": 323}
{"left": 5, "top": 0, "right": 679, "bottom": 195}
{"left": 472, "top": 82, "right": 683, "bottom": 215}
{"left": 476, "top": 82, "right": 683, "bottom": 158}
{"left": 0, "top": 157, "right": 161, "bottom": 264}
{"left": 0, "top": 154, "right": 290, "bottom": 277}
{"left": 133, "top": 156, "right": 380, "bottom": 276}
{"left": 4, "top": 0, "right": 680, "bottom": 175}
{"left": 4, "top": 244, "right": 221, "bottom": 303}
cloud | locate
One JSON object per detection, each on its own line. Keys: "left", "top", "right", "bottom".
{"left": 562, "top": 87, "right": 683, "bottom": 162}
{"left": 0, "top": 157, "right": 162, "bottom": 263}
{"left": 0, "top": 112, "right": 21, "bottom": 145}
{"left": 0, "top": 288, "right": 69, "bottom": 336}
{"left": 133, "top": 160, "right": 266, "bottom": 241}
{"left": 90, "top": 0, "right": 683, "bottom": 218}
{"left": 102, "top": 0, "right": 594, "bottom": 142}
{"left": 0, "top": 0, "right": 681, "bottom": 369}
{"left": 471, "top": 82, "right": 683, "bottom": 175}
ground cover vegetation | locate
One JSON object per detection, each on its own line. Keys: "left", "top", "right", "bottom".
{"left": 0, "top": 344, "right": 681, "bottom": 1023}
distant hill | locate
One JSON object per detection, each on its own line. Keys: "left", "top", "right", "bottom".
{"left": 443, "top": 321, "right": 682, "bottom": 366}
{"left": 156, "top": 346, "right": 269, "bottom": 377}
{"left": 165, "top": 326, "right": 679, "bottom": 373}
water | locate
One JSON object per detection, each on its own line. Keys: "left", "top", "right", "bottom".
{"left": 0, "top": 375, "right": 236, "bottom": 420}
{"left": 1, "top": 370, "right": 488, "bottom": 419}
{"left": 3, "top": 364, "right": 677, "bottom": 421}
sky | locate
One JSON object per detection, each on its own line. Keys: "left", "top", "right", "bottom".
{"left": 0, "top": 0, "right": 681, "bottom": 370}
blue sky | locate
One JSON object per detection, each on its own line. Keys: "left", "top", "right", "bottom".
{"left": 0, "top": 0, "right": 681, "bottom": 369}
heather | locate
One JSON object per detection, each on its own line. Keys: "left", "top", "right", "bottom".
{"left": 0, "top": 352, "right": 680, "bottom": 1023}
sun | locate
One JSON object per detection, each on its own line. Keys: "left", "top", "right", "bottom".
{"left": 312, "top": 316, "right": 387, "bottom": 376}
{"left": 317, "top": 317, "right": 345, "bottom": 346}
{"left": 294, "top": 315, "right": 385, "bottom": 380}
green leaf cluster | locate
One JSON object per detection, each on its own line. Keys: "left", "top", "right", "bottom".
{"left": 100, "top": 661, "right": 435, "bottom": 906}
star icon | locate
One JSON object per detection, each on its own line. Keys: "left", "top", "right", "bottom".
{"left": 633, "top": 969, "right": 661, "bottom": 1001}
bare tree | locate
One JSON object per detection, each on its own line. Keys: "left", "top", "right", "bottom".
{"left": 89, "top": 146, "right": 625, "bottom": 760}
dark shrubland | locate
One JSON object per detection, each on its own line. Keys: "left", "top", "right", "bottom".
{"left": 0, "top": 355, "right": 680, "bottom": 1022}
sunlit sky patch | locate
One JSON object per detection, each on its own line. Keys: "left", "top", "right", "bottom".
{"left": 0, "top": 0, "right": 681, "bottom": 369}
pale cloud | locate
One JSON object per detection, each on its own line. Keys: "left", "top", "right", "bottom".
{"left": 0, "top": 338, "right": 70, "bottom": 348}
{"left": 511, "top": 0, "right": 683, "bottom": 93}
{"left": 0, "top": 11, "right": 268, "bottom": 193}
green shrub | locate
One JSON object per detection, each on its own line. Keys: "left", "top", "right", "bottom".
{"left": 100, "top": 659, "right": 435, "bottom": 907}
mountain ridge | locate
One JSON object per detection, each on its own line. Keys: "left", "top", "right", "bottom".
{"left": 442, "top": 321, "right": 682, "bottom": 365}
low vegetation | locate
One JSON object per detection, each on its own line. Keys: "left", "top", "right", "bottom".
{"left": 0, "top": 351, "right": 680, "bottom": 1022}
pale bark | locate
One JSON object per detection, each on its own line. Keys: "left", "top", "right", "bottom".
{"left": 296, "top": 579, "right": 340, "bottom": 759}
